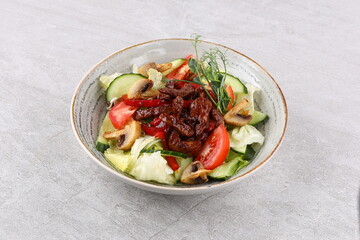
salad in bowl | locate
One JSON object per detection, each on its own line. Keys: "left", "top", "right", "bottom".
{"left": 95, "top": 40, "right": 269, "bottom": 185}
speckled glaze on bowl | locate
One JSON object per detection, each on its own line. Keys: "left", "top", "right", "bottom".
{"left": 70, "top": 39, "right": 287, "bottom": 195}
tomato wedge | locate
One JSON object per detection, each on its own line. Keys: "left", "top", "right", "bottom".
{"left": 185, "top": 54, "right": 194, "bottom": 60}
{"left": 226, "top": 85, "right": 235, "bottom": 110}
{"left": 166, "top": 54, "right": 194, "bottom": 80}
{"left": 109, "top": 101, "right": 138, "bottom": 129}
{"left": 195, "top": 124, "right": 230, "bottom": 170}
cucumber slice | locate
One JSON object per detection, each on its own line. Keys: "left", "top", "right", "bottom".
{"left": 95, "top": 112, "right": 115, "bottom": 153}
{"left": 249, "top": 110, "right": 269, "bottom": 125}
{"left": 208, "top": 157, "right": 249, "bottom": 180}
{"left": 140, "top": 149, "right": 189, "bottom": 159}
{"left": 174, "top": 158, "right": 192, "bottom": 181}
{"left": 162, "top": 58, "right": 186, "bottom": 76}
{"left": 105, "top": 73, "right": 145, "bottom": 101}
{"left": 231, "top": 145, "right": 256, "bottom": 160}
{"left": 200, "top": 73, "right": 247, "bottom": 95}
{"left": 231, "top": 145, "right": 247, "bottom": 154}
{"left": 96, "top": 141, "right": 109, "bottom": 153}
{"left": 221, "top": 72, "right": 247, "bottom": 94}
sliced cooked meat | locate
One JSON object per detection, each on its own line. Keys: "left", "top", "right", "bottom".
{"left": 165, "top": 80, "right": 176, "bottom": 89}
{"left": 168, "top": 130, "right": 202, "bottom": 156}
{"left": 157, "top": 93, "right": 171, "bottom": 100}
{"left": 197, "top": 132, "right": 210, "bottom": 143}
{"left": 133, "top": 105, "right": 172, "bottom": 120}
{"left": 190, "top": 97, "right": 213, "bottom": 136}
{"left": 129, "top": 76, "right": 225, "bottom": 150}
{"left": 211, "top": 107, "right": 224, "bottom": 127}
{"left": 196, "top": 87, "right": 207, "bottom": 98}
{"left": 159, "top": 83, "right": 195, "bottom": 98}
{"left": 172, "top": 96, "right": 184, "bottom": 118}
{"left": 159, "top": 114, "right": 194, "bottom": 137}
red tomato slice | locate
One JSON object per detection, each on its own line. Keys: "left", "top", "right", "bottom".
{"left": 226, "top": 85, "right": 235, "bottom": 110}
{"left": 109, "top": 101, "right": 138, "bottom": 129}
{"left": 185, "top": 54, "right": 195, "bottom": 61}
{"left": 166, "top": 54, "right": 194, "bottom": 80}
{"left": 195, "top": 124, "right": 230, "bottom": 170}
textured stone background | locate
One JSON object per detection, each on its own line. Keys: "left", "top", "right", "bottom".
{"left": 1, "top": 0, "right": 359, "bottom": 239}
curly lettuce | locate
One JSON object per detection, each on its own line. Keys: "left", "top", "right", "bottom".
{"left": 230, "top": 125, "right": 265, "bottom": 148}
{"left": 130, "top": 152, "right": 176, "bottom": 184}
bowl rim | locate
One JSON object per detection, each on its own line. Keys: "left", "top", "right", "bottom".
{"left": 70, "top": 38, "right": 288, "bottom": 192}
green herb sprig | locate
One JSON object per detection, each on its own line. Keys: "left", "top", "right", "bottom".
{"left": 188, "top": 35, "right": 232, "bottom": 114}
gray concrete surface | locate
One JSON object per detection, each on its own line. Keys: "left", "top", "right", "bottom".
{"left": 1, "top": 0, "right": 359, "bottom": 239}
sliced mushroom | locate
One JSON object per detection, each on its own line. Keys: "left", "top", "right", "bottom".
{"left": 138, "top": 62, "right": 173, "bottom": 77}
{"left": 224, "top": 99, "right": 253, "bottom": 126}
{"left": 156, "top": 63, "right": 172, "bottom": 72}
{"left": 138, "top": 62, "right": 157, "bottom": 77}
{"left": 180, "top": 161, "right": 212, "bottom": 185}
{"left": 128, "top": 79, "right": 159, "bottom": 99}
{"left": 103, "top": 120, "right": 141, "bottom": 150}
{"left": 103, "top": 129, "right": 123, "bottom": 139}
{"left": 139, "top": 89, "right": 159, "bottom": 99}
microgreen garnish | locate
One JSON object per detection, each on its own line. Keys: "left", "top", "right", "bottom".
{"left": 160, "top": 35, "right": 233, "bottom": 114}
{"left": 189, "top": 35, "right": 232, "bottom": 114}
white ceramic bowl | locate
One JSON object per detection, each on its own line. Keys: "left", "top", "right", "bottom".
{"left": 70, "top": 39, "right": 288, "bottom": 195}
